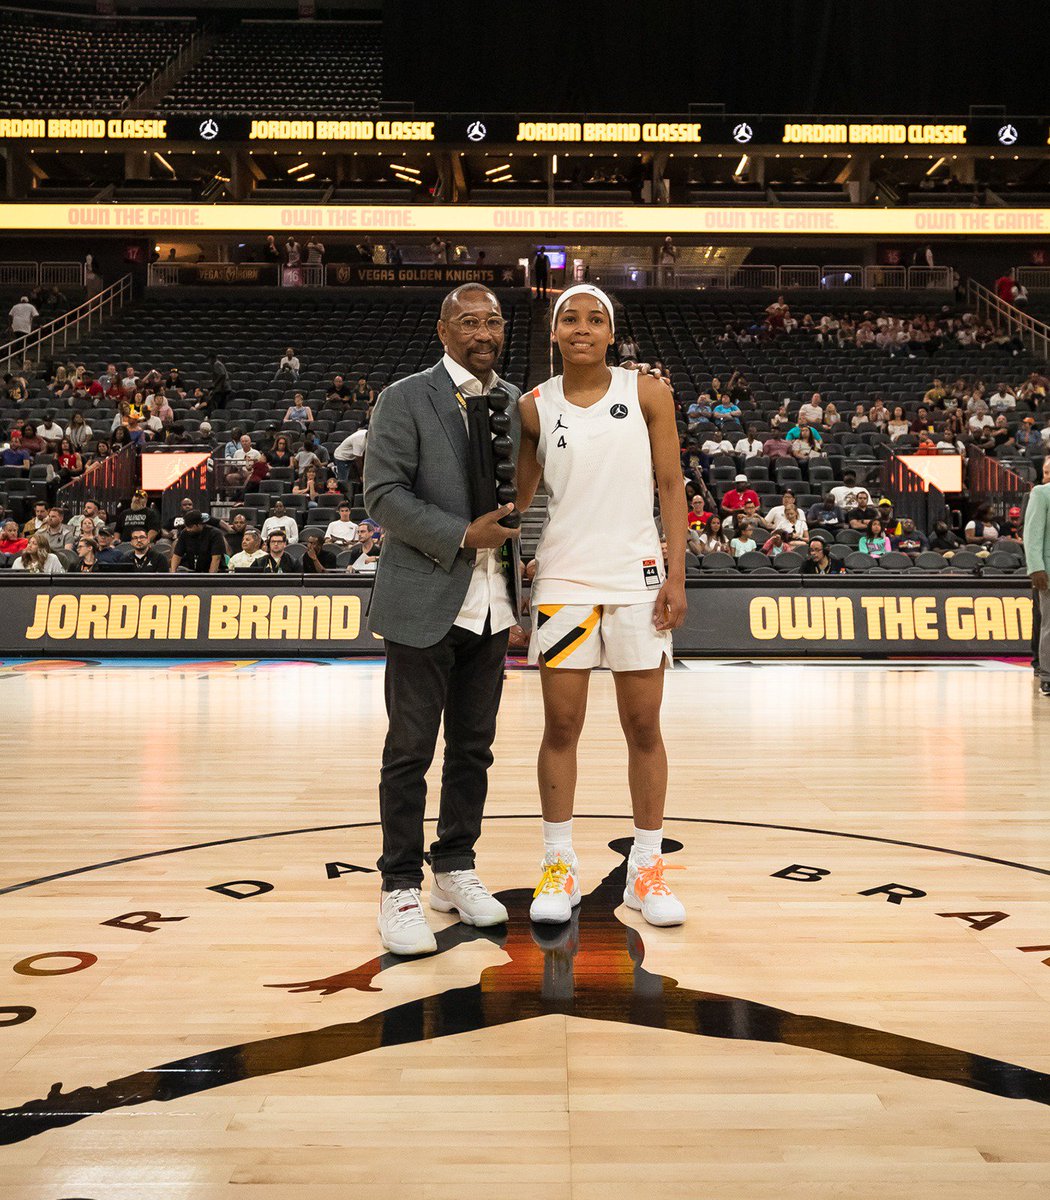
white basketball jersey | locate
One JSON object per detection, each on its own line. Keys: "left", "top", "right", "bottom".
{"left": 531, "top": 366, "right": 664, "bottom": 605}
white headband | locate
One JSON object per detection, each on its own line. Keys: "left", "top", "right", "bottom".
{"left": 551, "top": 284, "right": 615, "bottom": 333}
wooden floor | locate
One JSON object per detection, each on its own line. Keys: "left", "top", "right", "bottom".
{"left": 1, "top": 656, "right": 1050, "bottom": 1198}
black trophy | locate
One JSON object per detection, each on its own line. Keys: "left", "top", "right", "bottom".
{"left": 465, "top": 385, "right": 523, "bottom": 617}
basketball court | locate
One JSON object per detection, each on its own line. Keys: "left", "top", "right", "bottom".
{"left": 2, "top": 655, "right": 1049, "bottom": 1198}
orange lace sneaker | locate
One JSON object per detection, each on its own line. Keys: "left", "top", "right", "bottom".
{"left": 624, "top": 854, "right": 685, "bottom": 927}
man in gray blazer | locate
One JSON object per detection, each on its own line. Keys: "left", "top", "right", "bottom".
{"left": 364, "top": 284, "right": 521, "bottom": 955}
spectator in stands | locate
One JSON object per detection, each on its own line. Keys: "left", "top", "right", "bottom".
{"left": 126, "top": 528, "right": 167, "bottom": 572}
{"left": 929, "top": 521, "right": 961, "bottom": 556}
{"left": 118, "top": 366, "right": 138, "bottom": 397}
{"left": 0, "top": 519, "right": 27, "bottom": 557}
{"left": 802, "top": 538, "right": 844, "bottom": 574}
{"left": 65, "top": 515, "right": 99, "bottom": 552}
{"left": 284, "top": 393, "right": 313, "bottom": 428}
{"left": 685, "top": 495, "right": 711, "bottom": 530}
{"left": 847, "top": 491, "right": 880, "bottom": 530}
{"left": 720, "top": 474, "right": 760, "bottom": 517}
{"left": 115, "top": 489, "right": 161, "bottom": 543}
{"left": 618, "top": 333, "right": 639, "bottom": 363}
{"left": 351, "top": 376, "right": 375, "bottom": 409}
{"left": 293, "top": 464, "right": 324, "bottom": 508}
{"left": 252, "top": 531, "right": 295, "bottom": 574}
{"left": 895, "top": 519, "right": 929, "bottom": 554}
{"left": 38, "top": 507, "right": 69, "bottom": 552}
{"left": 712, "top": 395, "right": 741, "bottom": 424}
{"left": 859, "top": 519, "right": 891, "bottom": 558}
{"left": 1015, "top": 416, "right": 1042, "bottom": 456}
{"left": 20, "top": 500, "right": 47, "bottom": 538}
{"left": 333, "top": 423, "right": 368, "bottom": 484}
{"left": 227, "top": 433, "right": 262, "bottom": 492}
{"left": 220, "top": 511, "right": 249, "bottom": 557}
{"left": 765, "top": 491, "right": 808, "bottom": 545}
{"left": 912, "top": 406, "right": 936, "bottom": 435}
{"left": 867, "top": 398, "right": 890, "bottom": 429}
{"left": 347, "top": 522, "right": 381, "bottom": 573}
{"left": 1001, "top": 506, "right": 1024, "bottom": 545}
{"left": 20, "top": 425, "right": 45, "bottom": 458}
{"left": 701, "top": 430, "right": 734, "bottom": 457}
{"left": 148, "top": 392, "right": 174, "bottom": 428}
{"left": 769, "top": 401, "right": 790, "bottom": 431}
{"left": 36, "top": 411, "right": 64, "bottom": 450}
{"left": 12, "top": 531, "right": 63, "bottom": 574}
{"left": 995, "top": 271, "right": 1015, "bottom": 304}
{"left": 924, "top": 378, "right": 948, "bottom": 408}
{"left": 171, "top": 511, "right": 225, "bottom": 573}
{"left": 168, "top": 497, "right": 199, "bottom": 540}
{"left": 285, "top": 237, "right": 302, "bottom": 267}
{"left": 324, "top": 501, "right": 359, "bottom": 547}
{"left": 791, "top": 427, "right": 820, "bottom": 461}
{"left": 8, "top": 296, "right": 38, "bottom": 338}
{"left": 261, "top": 499, "right": 299, "bottom": 545}
{"left": 968, "top": 408, "right": 994, "bottom": 437}
{"left": 198, "top": 351, "right": 230, "bottom": 413}
{"left": 74, "top": 537, "right": 102, "bottom": 574}
{"left": 55, "top": 438, "right": 82, "bottom": 484}
{"left": 887, "top": 408, "right": 910, "bottom": 441}
{"left": 275, "top": 347, "right": 300, "bottom": 382}
{"left": 734, "top": 425, "right": 764, "bottom": 457}
{"left": 762, "top": 429, "right": 793, "bottom": 460}
{"left": 320, "top": 476, "right": 347, "bottom": 503}
{"left": 532, "top": 246, "right": 550, "bottom": 299}
{"left": 726, "top": 499, "right": 768, "bottom": 538}
{"left": 657, "top": 237, "right": 678, "bottom": 285}
{"left": 988, "top": 381, "right": 1017, "bottom": 412}
{"left": 850, "top": 403, "right": 868, "bottom": 430}
{"left": 264, "top": 236, "right": 282, "bottom": 265}
{"left": 306, "top": 237, "right": 325, "bottom": 266}
{"left": 269, "top": 434, "right": 293, "bottom": 470}
{"left": 694, "top": 514, "right": 730, "bottom": 555}
{"left": 66, "top": 411, "right": 93, "bottom": 451}
{"left": 964, "top": 503, "right": 999, "bottom": 549}
{"left": 229, "top": 529, "right": 266, "bottom": 572}
{"left": 302, "top": 533, "right": 337, "bottom": 574}
{"left": 798, "top": 393, "right": 823, "bottom": 425}
{"left": 807, "top": 492, "right": 846, "bottom": 535}
{"left": 295, "top": 434, "right": 329, "bottom": 476}
{"left": 1, "top": 431, "right": 31, "bottom": 470}
{"left": 729, "top": 522, "right": 757, "bottom": 559}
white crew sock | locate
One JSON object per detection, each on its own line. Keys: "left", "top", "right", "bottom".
{"left": 632, "top": 825, "right": 663, "bottom": 861}
{"left": 542, "top": 818, "right": 574, "bottom": 860}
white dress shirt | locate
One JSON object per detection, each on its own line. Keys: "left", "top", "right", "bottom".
{"left": 441, "top": 352, "right": 515, "bottom": 637}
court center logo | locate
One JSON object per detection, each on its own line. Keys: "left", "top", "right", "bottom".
{"left": 2, "top": 815, "right": 1050, "bottom": 1150}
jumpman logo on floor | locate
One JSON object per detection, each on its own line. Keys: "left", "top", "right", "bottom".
{"left": 1, "top": 839, "right": 1049, "bottom": 1145}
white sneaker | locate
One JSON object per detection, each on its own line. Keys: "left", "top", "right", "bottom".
{"left": 624, "top": 853, "right": 686, "bottom": 927}
{"left": 430, "top": 870, "right": 508, "bottom": 927}
{"left": 529, "top": 851, "right": 581, "bottom": 924}
{"left": 377, "top": 888, "right": 438, "bottom": 956}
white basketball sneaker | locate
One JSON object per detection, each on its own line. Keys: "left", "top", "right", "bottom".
{"left": 378, "top": 888, "right": 438, "bottom": 956}
{"left": 623, "top": 853, "right": 686, "bottom": 927}
{"left": 529, "top": 851, "right": 581, "bottom": 924}
{"left": 430, "top": 870, "right": 509, "bottom": 927}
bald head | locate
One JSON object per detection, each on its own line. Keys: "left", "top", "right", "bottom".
{"left": 439, "top": 284, "right": 499, "bottom": 322}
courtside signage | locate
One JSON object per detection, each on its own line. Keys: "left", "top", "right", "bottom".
{"left": 1, "top": 202, "right": 1048, "bottom": 235}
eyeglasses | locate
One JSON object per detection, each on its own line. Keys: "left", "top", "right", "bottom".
{"left": 450, "top": 315, "right": 505, "bottom": 335}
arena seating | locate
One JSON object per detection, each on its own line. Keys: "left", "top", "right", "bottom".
{"left": 160, "top": 22, "right": 382, "bottom": 117}
{"left": 0, "top": 11, "right": 195, "bottom": 115}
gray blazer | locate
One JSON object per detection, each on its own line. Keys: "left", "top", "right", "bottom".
{"left": 364, "top": 360, "right": 521, "bottom": 648}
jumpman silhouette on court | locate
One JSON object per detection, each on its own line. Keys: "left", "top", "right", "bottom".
{"left": 1, "top": 839, "right": 1048, "bottom": 1145}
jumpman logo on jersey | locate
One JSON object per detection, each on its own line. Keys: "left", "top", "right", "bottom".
{"left": 552, "top": 416, "right": 568, "bottom": 433}
{"left": 2, "top": 839, "right": 1049, "bottom": 1146}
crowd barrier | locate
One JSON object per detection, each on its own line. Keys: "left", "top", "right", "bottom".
{"left": 0, "top": 576, "right": 1032, "bottom": 659}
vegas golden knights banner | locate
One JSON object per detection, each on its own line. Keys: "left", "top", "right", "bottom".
{"left": 0, "top": 578, "right": 1033, "bottom": 658}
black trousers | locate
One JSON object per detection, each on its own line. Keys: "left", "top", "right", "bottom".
{"left": 1033, "top": 586, "right": 1042, "bottom": 671}
{"left": 378, "top": 621, "right": 509, "bottom": 890}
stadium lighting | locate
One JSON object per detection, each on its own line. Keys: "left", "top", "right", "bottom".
{"left": 926, "top": 157, "right": 945, "bottom": 176}
{"left": 153, "top": 152, "right": 176, "bottom": 177}
{"left": 552, "top": 154, "right": 558, "bottom": 172}
{"left": 297, "top": 173, "right": 316, "bottom": 182}
{"left": 393, "top": 172, "right": 422, "bottom": 185}
{"left": 733, "top": 154, "right": 748, "bottom": 177}
{"left": 287, "top": 162, "right": 310, "bottom": 175}
{"left": 490, "top": 173, "right": 513, "bottom": 183}
{"left": 485, "top": 164, "right": 511, "bottom": 175}
{"left": 390, "top": 163, "right": 420, "bottom": 174}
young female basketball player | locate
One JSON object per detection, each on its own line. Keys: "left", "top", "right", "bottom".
{"left": 516, "top": 285, "right": 689, "bottom": 927}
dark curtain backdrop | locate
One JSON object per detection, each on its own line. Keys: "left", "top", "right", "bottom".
{"left": 384, "top": 0, "right": 1039, "bottom": 114}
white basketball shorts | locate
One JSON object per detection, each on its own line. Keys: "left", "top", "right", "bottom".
{"left": 528, "top": 602, "right": 673, "bottom": 671}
